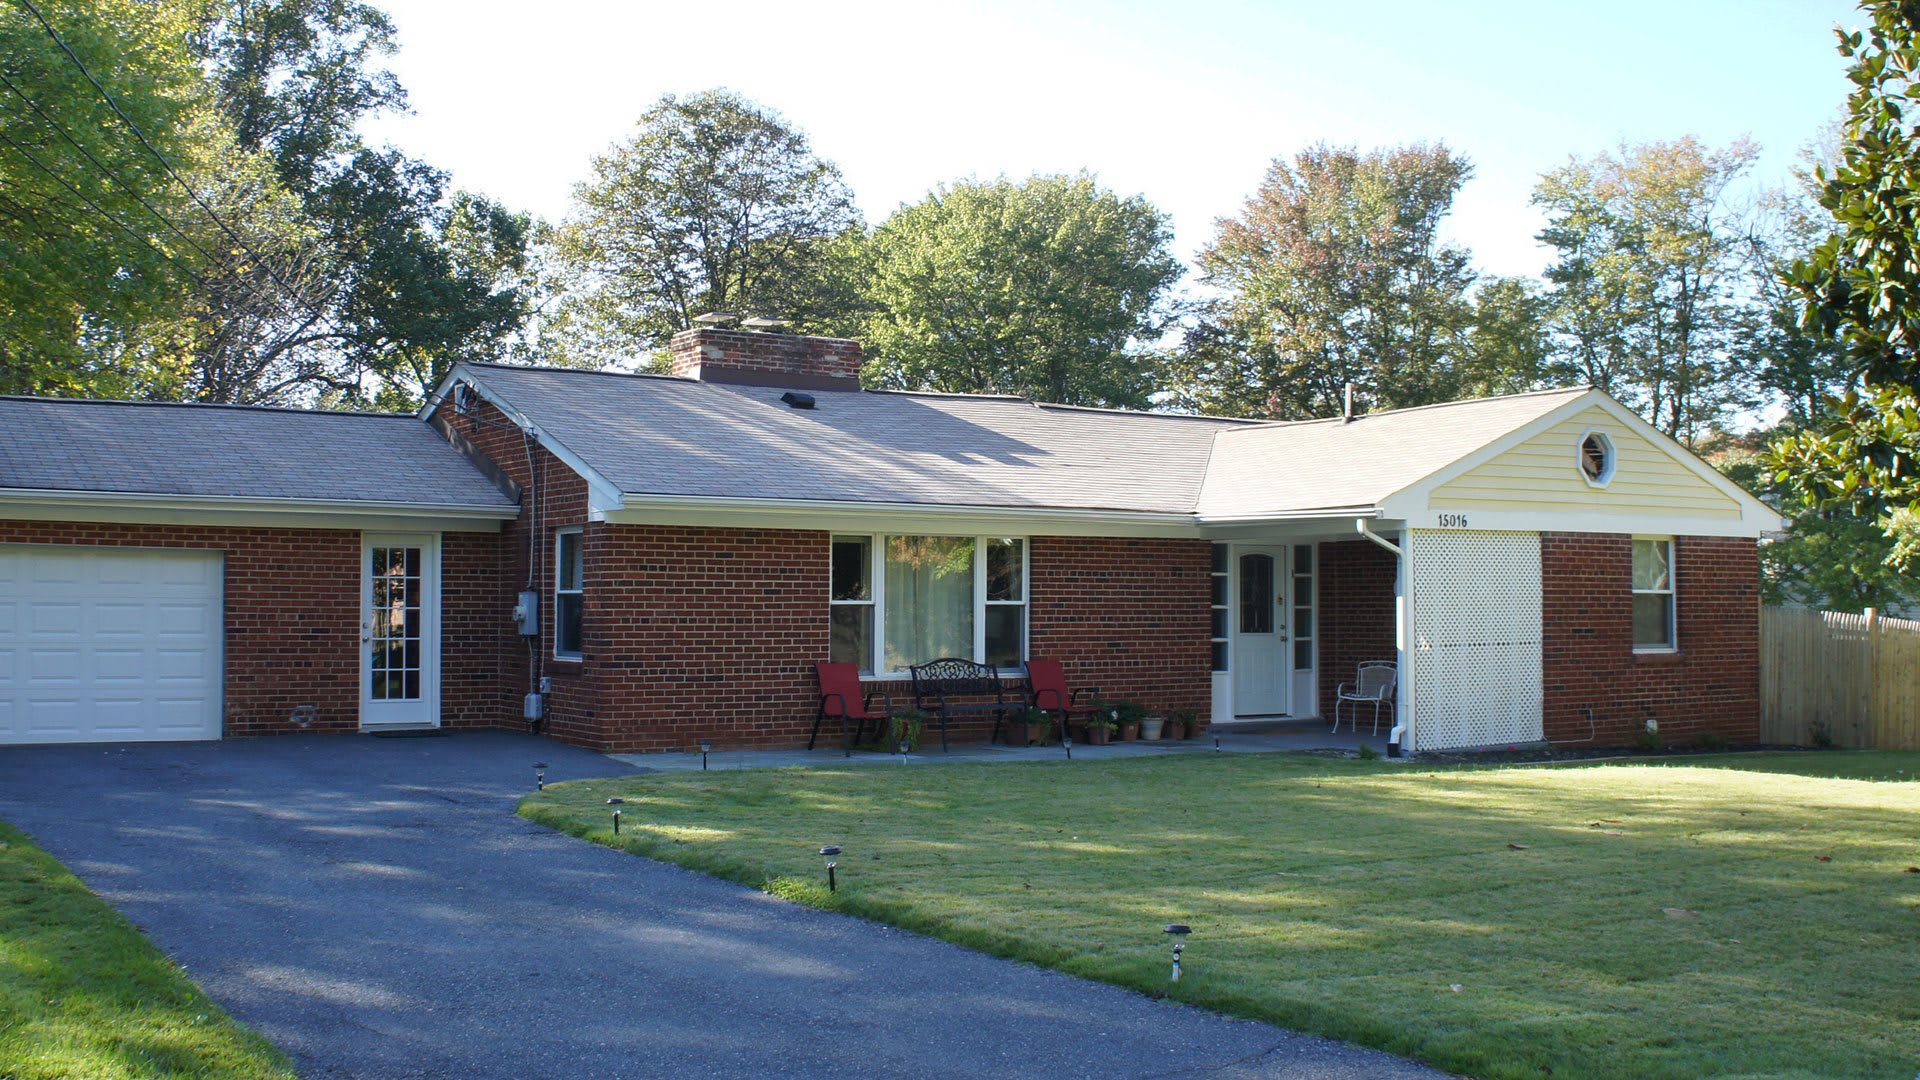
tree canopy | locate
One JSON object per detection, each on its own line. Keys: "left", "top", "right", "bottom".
{"left": 541, "top": 90, "right": 863, "bottom": 368}
{"left": 1770, "top": 0, "right": 1920, "bottom": 567}
{"left": 1169, "top": 142, "right": 1476, "bottom": 419}
{"left": 856, "top": 173, "right": 1181, "bottom": 408}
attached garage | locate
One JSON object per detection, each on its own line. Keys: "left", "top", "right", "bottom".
{"left": 0, "top": 545, "right": 223, "bottom": 744}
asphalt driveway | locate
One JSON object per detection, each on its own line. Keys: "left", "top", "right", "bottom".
{"left": 0, "top": 733, "right": 1441, "bottom": 1079}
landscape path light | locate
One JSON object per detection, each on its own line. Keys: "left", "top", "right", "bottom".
{"left": 898, "top": 737, "right": 911, "bottom": 763}
{"left": 533, "top": 762, "right": 548, "bottom": 791}
{"left": 699, "top": 740, "right": 713, "bottom": 771}
{"left": 1164, "top": 924, "right": 1192, "bottom": 982}
{"left": 819, "top": 845, "right": 841, "bottom": 892}
{"left": 607, "top": 797, "right": 624, "bottom": 835}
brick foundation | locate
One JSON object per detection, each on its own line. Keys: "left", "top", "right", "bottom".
{"left": 1541, "top": 533, "right": 1760, "bottom": 746}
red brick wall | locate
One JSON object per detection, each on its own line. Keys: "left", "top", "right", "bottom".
{"left": 1317, "top": 539, "right": 1398, "bottom": 720}
{"left": 434, "top": 397, "right": 589, "bottom": 737}
{"left": 1028, "top": 536, "right": 1212, "bottom": 726}
{"left": 1541, "top": 533, "right": 1760, "bottom": 746}
{"left": 0, "top": 520, "right": 510, "bottom": 736}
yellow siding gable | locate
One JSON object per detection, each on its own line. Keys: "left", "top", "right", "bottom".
{"left": 1427, "top": 405, "right": 1741, "bottom": 519}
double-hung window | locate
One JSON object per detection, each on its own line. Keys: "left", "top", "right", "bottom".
{"left": 555, "top": 528, "right": 584, "bottom": 659}
{"left": 829, "top": 535, "right": 1028, "bottom": 675}
{"left": 1631, "top": 537, "right": 1675, "bottom": 652}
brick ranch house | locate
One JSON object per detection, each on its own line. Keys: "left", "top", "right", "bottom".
{"left": 0, "top": 326, "right": 1783, "bottom": 753}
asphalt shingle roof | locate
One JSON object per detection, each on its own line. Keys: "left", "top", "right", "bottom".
{"left": 1196, "top": 387, "right": 1593, "bottom": 517}
{"left": 462, "top": 365, "right": 1251, "bottom": 514}
{"left": 460, "top": 365, "right": 1594, "bottom": 518}
{"left": 0, "top": 396, "right": 516, "bottom": 509}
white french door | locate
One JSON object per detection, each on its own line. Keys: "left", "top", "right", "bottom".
{"left": 360, "top": 534, "right": 440, "bottom": 729}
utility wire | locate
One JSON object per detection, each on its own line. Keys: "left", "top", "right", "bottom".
{"left": 12, "top": 0, "right": 349, "bottom": 339}
{"left": 0, "top": 69, "right": 226, "bottom": 269}
{"left": 0, "top": 127, "right": 210, "bottom": 290}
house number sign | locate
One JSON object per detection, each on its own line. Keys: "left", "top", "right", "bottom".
{"left": 1435, "top": 512, "right": 1470, "bottom": 528}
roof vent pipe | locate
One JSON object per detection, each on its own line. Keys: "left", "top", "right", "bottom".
{"left": 1344, "top": 382, "right": 1355, "bottom": 423}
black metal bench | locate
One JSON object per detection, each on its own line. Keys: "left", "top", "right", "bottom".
{"left": 908, "top": 657, "right": 1015, "bottom": 752}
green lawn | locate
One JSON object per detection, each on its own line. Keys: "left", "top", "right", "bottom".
{"left": 523, "top": 751, "right": 1920, "bottom": 1080}
{"left": 0, "top": 821, "right": 295, "bottom": 1080}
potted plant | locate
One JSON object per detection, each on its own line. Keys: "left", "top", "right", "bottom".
{"left": 1167, "top": 709, "right": 1197, "bottom": 740}
{"left": 887, "top": 710, "right": 926, "bottom": 753}
{"left": 1101, "top": 700, "right": 1146, "bottom": 741}
{"left": 1140, "top": 714, "right": 1165, "bottom": 741}
{"left": 1003, "top": 707, "right": 1053, "bottom": 747}
{"left": 1080, "top": 716, "right": 1115, "bottom": 745}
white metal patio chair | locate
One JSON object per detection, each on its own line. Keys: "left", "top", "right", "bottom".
{"left": 1332, "top": 661, "right": 1397, "bottom": 735}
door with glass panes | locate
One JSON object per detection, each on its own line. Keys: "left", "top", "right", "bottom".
{"left": 360, "top": 535, "right": 440, "bottom": 729}
{"left": 1230, "top": 544, "right": 1316, "bottom": 717}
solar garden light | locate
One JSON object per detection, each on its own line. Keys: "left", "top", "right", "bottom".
{"left": 819, "top": 845, "right": 841, "bottom": 892}
{"left": 607, "top": 797, "right": 624, "bottom": 835}
{"left": 533, "top": 762, "right": 548, "bottom": 791}
{"left": 1061, "top": 726, "right": 1072, "bottom": 760}
{"left": 1164, "top": 924, "right": 1192, "bottom": 982}
{"left": 699, "top": 740, "right": 713, "bottom": 771}
{"left": 898, "top": 736, "right": 911, "bottom": 763}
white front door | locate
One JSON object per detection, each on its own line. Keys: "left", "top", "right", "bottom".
{"left": 1233, "top": 546, "right": 1289, "bottom": 716}
{"left": 361, "top": 535, "right": 439, "bottom": 729}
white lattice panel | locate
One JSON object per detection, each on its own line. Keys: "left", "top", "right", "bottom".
{"left": 1409, "top": 530, "right": 1542, "bottom": 751}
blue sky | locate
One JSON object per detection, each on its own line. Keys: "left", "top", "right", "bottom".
{"left": 364, "top": 0, "right": 1859, "bottom": 280}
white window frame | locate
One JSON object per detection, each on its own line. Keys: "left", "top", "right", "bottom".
{"left": 1578, "top": 429, "right": 1617, "bottom": 488}
{"left": 554, "top": 527, "right": 584, "bottom": 661}
{"left": 1209, "top": 543, "right": 1230, "bottom": 673}
{"left": 1631, "top": 536, "right": 1676, "bottom": 654}
{"left": 835, "top": 534, "right": 1031, "bottom": 679}
{"left": 828, "top": 535, "right": 876, "bottom": 671}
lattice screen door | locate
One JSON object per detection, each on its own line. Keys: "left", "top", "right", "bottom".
{"left": 1407, "top": 530, "right": 1542, "bottom": 751}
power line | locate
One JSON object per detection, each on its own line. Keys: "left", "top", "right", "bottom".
{"left": 0, "top": 128, "right": 210, "bottom": 290}
{"left": 12, "top": 0, "right": 346, "bottom": 334}
{"left": 0, "top": 70, "right": 226, "bottom": 269}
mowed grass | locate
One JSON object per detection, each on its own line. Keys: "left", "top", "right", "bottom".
{"left": 0, "top": 821, "right": 295, "bottom": 1080}
{"left": 524, "top": 751, "right": 1920, "bottom": 1080}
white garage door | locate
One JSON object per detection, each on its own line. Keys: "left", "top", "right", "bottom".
{"left": 0, "top": 545, "right": 223, "bottom": 744}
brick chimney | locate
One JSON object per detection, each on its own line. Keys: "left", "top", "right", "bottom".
{"left": 668, "top": 323, "right": 863, "bottom": 390}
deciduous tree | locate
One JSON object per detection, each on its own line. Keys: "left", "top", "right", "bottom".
{"left": 1170, "top": 142, "right": 1475, "bottom": 419}
{"left": 542, "top": 90, "right": 863, "bottom": 368}
{"left": 857, "top": 173, "right": 1181, "bottom": 407}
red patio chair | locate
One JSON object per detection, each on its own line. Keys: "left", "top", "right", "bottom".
{"left": 1024, "top": 659, "right": 1100, "bottom": 735}
{"left": 812, "top": 662, "right": 893, "bottom": 756}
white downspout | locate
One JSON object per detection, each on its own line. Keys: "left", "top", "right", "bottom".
{"left": 1356, "top": 519, "right": 1410, "bottom": 756}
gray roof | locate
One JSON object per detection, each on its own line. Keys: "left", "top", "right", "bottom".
{"left": 1197, "top": 387, "right": 1593, "bottom": 517}
{"left": 461, "top": 364, "right": 1250, "bottom": 515}
{"left": 459, "top": 365, "right": 1596, "bottom": 518}
{"left": 0, "top": 396, "right": 516, "bottom": 510}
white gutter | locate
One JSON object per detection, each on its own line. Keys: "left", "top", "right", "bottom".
{"left": 1357, "top": 518, "right": 1411, "bottom": 756}
{"left": 0, "top": 487, "right": 518, "bottom": 520}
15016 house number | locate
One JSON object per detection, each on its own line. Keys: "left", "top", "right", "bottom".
{"left": 1436, "top": 513, "right": 1470, "bottom": 528}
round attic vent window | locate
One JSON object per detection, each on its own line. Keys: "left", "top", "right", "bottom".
{"left": 1579, "top": 431, "right": 1615, "bottom": 486}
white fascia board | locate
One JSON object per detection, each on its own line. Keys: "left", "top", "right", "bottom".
{"left": 437, "top": 367, "right": 628, "bottom": 516}
{"left": 0, "top": 489, "right": 511, "bottom": 532}
{"left": 598, "top": 495, "right": 1205, "bottom": 538}
{"left": 1376, "top": 504, "right": 1776, "bottom": 539}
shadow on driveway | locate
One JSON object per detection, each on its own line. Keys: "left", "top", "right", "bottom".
{"left": 0, "top": 732, "right": 1440, "bottom": 1080}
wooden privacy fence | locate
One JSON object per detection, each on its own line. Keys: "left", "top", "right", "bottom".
{"left": 1760, "top": 606, "right": 1920, "bottom": 750}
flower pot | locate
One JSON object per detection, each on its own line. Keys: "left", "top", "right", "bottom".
{"left": 1166, "top": 720, "right": 1187, "bottom": 740}
{"left": 1140, "top": 718, "right": 1165, "bottom": 740}
{"left": 1083, "top": 724, "right": 1112, "bottom": 745}
{"left": 1118, "top": 720, "right": 1141, "bottom": 741}
{"left": 1002, "top": 721, "right": 1032, "bottom": 747}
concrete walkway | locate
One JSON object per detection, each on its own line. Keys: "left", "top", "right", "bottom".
{"left": 615, "top": 718, "right": 1393, "bottom": 772}
{"left": 0, "top": 732, "right": 1438, "bottom": 1079}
